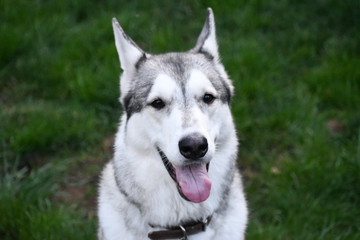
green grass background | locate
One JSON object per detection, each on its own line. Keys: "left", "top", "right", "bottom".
{"left": 1, "top": 0, "right": 359, "bottom": 239}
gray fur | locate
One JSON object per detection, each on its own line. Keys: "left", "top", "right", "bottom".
{"left": 192, "top": 8, "right": 215, "bottom": 58}
{"left": 123, "top": 52, "right": 232, "bottom": 119}
{"left": 98, "top": 8, "right": 247, "bottom": 240}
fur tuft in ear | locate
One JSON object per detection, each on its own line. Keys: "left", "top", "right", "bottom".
{"left": 112, "top": 18, "right": 146, "bottom": 72}
{"left": 192, "top": 8, "right": 219, "bottom": 61}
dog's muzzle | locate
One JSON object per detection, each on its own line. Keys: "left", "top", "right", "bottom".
{"left": 156, "top": 146, "right": 211, "bottom": 203}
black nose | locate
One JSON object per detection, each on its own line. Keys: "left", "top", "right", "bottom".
{"left": 178, "top": 133, "right": 208, "bottom": 160}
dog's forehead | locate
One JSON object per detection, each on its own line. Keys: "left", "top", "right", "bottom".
{"left": 149, "top": 53, "right": 230, "bottom": 102}
{"left": 141, "top": 53, "right": 211, "bottom": 81}
{"left": 186, "top": 69, "right": 216, "bottom": 95}
{"left": 123, "top": 52, "right": 231, "bottom": 118}
{"left": 148, "top": 73, "right": 178, "bottom": 100}
{"left": 148, "top": 69, "right": 215, "bottom": 102}
{"left": 136, "top": 52, "right": 223, "bottom": 93}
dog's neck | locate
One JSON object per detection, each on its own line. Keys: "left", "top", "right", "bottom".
{"left": 148, "top": 216, "right": 212, "bottom": 240}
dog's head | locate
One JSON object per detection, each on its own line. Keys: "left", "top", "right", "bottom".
{"left": 113, "top": 8, "right": 235, "bottom": 203}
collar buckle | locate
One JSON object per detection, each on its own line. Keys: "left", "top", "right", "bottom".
{"left": 179, "top": 225, "right": 188, "bottom": 240}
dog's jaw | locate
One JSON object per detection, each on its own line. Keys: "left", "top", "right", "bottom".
{"left": 156, "top": 147, "right": 211, "bottom": 203}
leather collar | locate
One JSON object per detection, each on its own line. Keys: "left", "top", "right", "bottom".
{"left": 148, "top": 216, "right": 212, "bottom": 240}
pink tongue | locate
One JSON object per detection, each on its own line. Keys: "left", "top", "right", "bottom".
{"left": 175, "top": 163, "right": 211, "bottom": 203}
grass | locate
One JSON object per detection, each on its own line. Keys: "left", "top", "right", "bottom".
{"left": 1, "top": 0, "right": 359, "bottom": 239}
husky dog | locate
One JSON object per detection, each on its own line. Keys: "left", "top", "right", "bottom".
{"left": 98, "top": 8, "right": 248, "bottom": 240}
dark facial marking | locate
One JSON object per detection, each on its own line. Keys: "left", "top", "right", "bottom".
{"left": 123, "top": 81, "right": 153, "bottom": 119}
{"left": 135, "top": 53, "right": 147, "bottom": 70}
{"left": 198, "top": 49, "right": 214, "bottom": 61}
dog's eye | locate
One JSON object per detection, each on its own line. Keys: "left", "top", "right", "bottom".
{"left": 150, "top": 98, "right": 166, "bottom": 109}
{"left": 203, "top": 94, "right": 215, "bottom": 104}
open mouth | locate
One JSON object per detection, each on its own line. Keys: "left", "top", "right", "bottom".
{"left": 157, "top": 147, "right": 211, "bottom": 203}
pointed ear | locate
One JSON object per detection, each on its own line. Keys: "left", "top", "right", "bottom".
{"left": 112, "top": 18, "right": 146, "bottom": 72}
{"left": 192, "top": 8, "right": 219, "bottom": 61}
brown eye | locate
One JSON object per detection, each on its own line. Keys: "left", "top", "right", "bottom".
{"left": 150, "top": 98, "right": 165, "bottom": 109}
{"left": 203, "top": 94, "right": 215, "bottom": 104}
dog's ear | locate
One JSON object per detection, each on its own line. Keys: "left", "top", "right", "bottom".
{"left": 192, "top": 8, "right": 219, "bottom": 61}
{"left": 112, "top": 18, "right": 146, "bottom": 72}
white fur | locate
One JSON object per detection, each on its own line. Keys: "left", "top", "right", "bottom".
{"left": 187, "top": 69, "right": 218, "bottom": 99}
{"left": 147, "top": 74, "right": 178, "bottom": 104}
{"left": 98, "top": 8, "right": 247, "bottom": 240}
{"left": 201, "top": 10, "right": 219, "bottom": 61}
{"left": 113, "top": 18, "right": 144, "bottom": 73}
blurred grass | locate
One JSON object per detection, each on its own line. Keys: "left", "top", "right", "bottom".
{"left": 1, "top": 0, "right": 359, "bottom": 239}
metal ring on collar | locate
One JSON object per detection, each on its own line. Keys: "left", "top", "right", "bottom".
{"left": 179, "top": 225, "right": 188, "bottom": 240}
